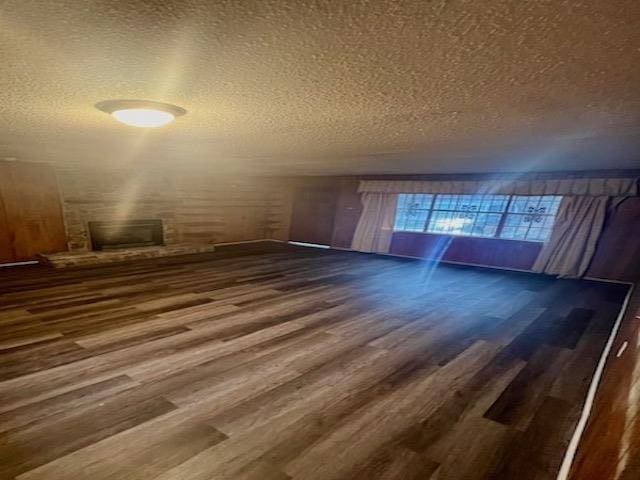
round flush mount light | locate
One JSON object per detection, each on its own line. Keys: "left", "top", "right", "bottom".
{"left": 95, "top": 99, "right": 186, "bottom": 128}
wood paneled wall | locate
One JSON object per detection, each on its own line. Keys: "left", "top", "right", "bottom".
{"left": 330, "top": 177, "right": 362, "bottom": 248}
{"left": 586, "top": 197, "right": 640, "bottom": 282}
{"left": 289, "top": 178, "right": 339, "bottom": 245}
{"left": 299, "top": 171, "right": 640, "bottom": 282}
{"left": 0, "top": 161, "right": 67, "bottom": 262}
{"left": 0, "top": 187, "right": 13, "bottom": 263}
{"left": 172, "top": 174, "right": 292, "bottom": 245}
{"left": 390, "top": 232, "right": 543, "bottom": 271}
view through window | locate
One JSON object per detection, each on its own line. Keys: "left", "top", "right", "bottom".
{"left": 394, "top": 194, "right": 562, "bottom": 242}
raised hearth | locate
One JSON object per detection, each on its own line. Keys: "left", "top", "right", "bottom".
{"left": 39, "top": 244, "right": 216, "bottom": 268}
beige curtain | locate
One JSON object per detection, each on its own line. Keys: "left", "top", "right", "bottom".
{"left": 532, "top": 196, "right": 609, "bottom": 278}
{"left": 351, "top": 193, "right": 398, "bottom": 253}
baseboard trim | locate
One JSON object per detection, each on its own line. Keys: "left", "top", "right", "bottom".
{"left": 0, "top": 260, "right": 39, "bottom": 268}
{"left": 213, "top": 239, "right": 286, "bottom": 247}
{"left": 582, "top": 276, "right": 634, "bottom": 285}
{"left": 288, "top": 241, "right": 331, "bottom": 249}
{"left": 331, "top": 246, "right": 546, "bottom": 274}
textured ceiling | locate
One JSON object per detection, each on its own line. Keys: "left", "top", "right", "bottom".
{"left": 1, "top": 0, "right": 639, "bottom": 174}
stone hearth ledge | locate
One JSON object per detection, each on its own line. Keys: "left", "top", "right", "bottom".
{"left": 39, "top": 244, "right": 216, "bottom": 268}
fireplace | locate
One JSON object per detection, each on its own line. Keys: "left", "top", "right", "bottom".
{"left": 88, "top": 219, "right": 164, "bottom": 251}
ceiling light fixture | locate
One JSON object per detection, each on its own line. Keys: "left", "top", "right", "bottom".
{"left": 95, "top": 99, "right": 186, "bottom": 128}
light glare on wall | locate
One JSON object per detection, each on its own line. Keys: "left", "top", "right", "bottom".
{"left": 95, "top": 99, "right": 186, "bottom": 128}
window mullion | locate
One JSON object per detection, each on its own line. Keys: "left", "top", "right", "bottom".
{"left": 423, "top": 194, "right": 436, "bottom": 232}
{"left": 495, "top": 195, "right": 515, "bottom": 238}
{"left": 524, "top": 196, "right": 540, "bottom": 240}
{"left": 495, "top": 195, "right": 513, "bottom": 238}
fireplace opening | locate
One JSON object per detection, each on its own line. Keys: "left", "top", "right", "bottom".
{"left": 88, "top": 219, "right": 164, "bottom": 251}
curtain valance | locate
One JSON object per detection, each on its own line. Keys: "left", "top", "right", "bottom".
{"left": 358, "top": 178, "right": 638, "bottom": 196}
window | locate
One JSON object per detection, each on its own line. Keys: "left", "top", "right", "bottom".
{"left": 393, "top": 193, "right": 562, "bottom": 242}
{"left": 394, "top": 194, "right": 434, "bottom": 232}
{"left": 500, "top": 195, "right": 562, "bottom": 242}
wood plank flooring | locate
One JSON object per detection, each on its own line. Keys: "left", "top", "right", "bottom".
{"left": 0, "top": 245, "right": 629, "bottom": 480}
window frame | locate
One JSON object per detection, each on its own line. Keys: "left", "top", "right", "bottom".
{"left": 393, "top": 193, "right": 561, "bottom": 243}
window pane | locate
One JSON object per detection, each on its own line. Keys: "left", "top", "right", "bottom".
{"left": 427, "top": 211, "right": 503, "bottom": 237}
{"left": 500, "top": 195, "right": 562, "bottom": 241}
{"left": 433, "top": 194, "right": 509, "bottom": 213}
{"left": 480, "top": 195, "right": 510, "bottom": 212}
{"left": 428, "top": 210, "right": 476, "bottom": 235}
{"left": 397, "top": 193, "right": 433, "bottom": 210}
{"left": 426, "top": 194, "right": 509, "bottom": 237}
{"left": 471, "top": 213, "right": 503, "bottom": 237}
{"left": 394, "top": 194, "right": 433, "bottom": 232}
{"left": 508, "top": 195, "right": 562, "bottom": 215}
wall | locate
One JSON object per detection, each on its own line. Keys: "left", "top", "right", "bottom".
{"left": 587, "top": 197, "right": 640, "bottom": 281}
{"left": 288, "top": 177, "right": 339, "bottom": 245}
{"left": 0, "top": 161, "right": 67, "bottom": 262}
{"left": 569, "top": 288, "right": 640, "bottom": 480}
{"left": 56, "top": 166, "right": 293, "bottom": 251}
{"left": 291, "top": 171, "right": 640, "bottom": 282}
{"left": 389, "top": 232, "right": 542, "bottom": 270}
{"left": 53, "top": 166, "right": 640, "bottom": 280}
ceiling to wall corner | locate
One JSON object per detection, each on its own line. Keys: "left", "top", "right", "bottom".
{"left": 1, "top": 0, "right": 639, "bottom": 175}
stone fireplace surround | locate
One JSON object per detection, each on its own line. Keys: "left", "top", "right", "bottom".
{"left": 37, "top": 166, "right": 293, "bottom": 267}
{"left": 42, "top": 210, "right": 219, "bottom": 267}
{"left": 39, "top": 217, "right": 215, "bottom": 268}
{"left": 41, "top": 211, "right": 195, "bottom": 267}
{"left": 55, "top": 166, "right": 292, "bottom": 251}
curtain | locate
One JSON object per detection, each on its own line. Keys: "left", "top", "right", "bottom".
{"left": 351, "top": 193, "right": 398, "bottom": 253}
{"left": 532, "top": 196, "right": 609, "bottom": 278}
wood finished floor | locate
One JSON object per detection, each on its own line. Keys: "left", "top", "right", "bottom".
{"left": 0, "top": 246, "right": 629, "bottom": 480}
